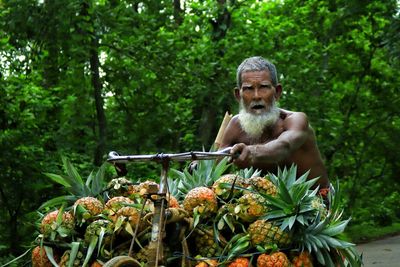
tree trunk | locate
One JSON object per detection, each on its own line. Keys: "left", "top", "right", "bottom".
{"left": 90, "top": 37, "right": 107, "bottom": 166}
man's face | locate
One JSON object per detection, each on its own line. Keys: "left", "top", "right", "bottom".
{"left": 237, "top": 70, "right": 278, "bottom": 115}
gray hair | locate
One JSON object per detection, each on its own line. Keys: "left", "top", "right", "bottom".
{"left": 236, "top": 56, "right": 278, "bottom": 88}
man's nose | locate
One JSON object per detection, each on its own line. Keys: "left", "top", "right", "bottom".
{"left": 253, "top": 88, "right": 261, "bottom": 99}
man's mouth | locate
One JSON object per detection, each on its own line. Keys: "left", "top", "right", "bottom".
{"left": 251, "top": 104, "right": 265, "bottom": 110}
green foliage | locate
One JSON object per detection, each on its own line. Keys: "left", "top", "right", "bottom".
{"left": 0, "top": 0, "right": 399, "bottom": 260}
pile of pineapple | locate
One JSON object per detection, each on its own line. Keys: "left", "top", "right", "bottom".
{"left": 30, "top": 157, "right": 362, "bottom": 267}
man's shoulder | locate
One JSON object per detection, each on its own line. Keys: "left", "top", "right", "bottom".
{"left": 280, "top": 109, "right": 309, "bottom": 130}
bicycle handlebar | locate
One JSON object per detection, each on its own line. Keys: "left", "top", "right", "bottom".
{"left": 107, "top": 147, "right": 233, "bottom": 164}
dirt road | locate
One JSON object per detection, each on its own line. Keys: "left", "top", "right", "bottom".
{"left": 356, "top": 234, "right": 400, "bottom": 266}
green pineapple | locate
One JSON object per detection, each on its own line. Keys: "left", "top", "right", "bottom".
{"left": 193, "top": 226, "right": 225, "bottom": 258}
{"left": 247, "top": 219, "right": 291, "bottom": 249}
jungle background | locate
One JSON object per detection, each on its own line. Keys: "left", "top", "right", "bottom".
{"left": 1, "top": 0, "right": 399, "bottom": 264}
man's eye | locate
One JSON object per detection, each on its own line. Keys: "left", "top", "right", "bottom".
{"left": 243, "top": 86, "right": 252, "bottom": 91}
{"left": 260, "top": 84, "right": 272, "bottom": 89}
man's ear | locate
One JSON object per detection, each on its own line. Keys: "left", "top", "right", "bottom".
{"left": 234, "top": 87, "right": 241, "bottom": 101}
{"left": 274, "top": 84, "right": 283, "bottom": 100}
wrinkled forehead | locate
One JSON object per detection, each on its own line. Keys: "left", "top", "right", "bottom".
{"left": 241, "top": 70, "right": 273, "bottom": 85}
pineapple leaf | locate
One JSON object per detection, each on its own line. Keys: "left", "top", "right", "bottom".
{"left": 288, "top": 215, "right": 296, "bottom": 229}
{"left": 91, "top": 163, "right": 106, "bottom": 196}
{"left": 82, "top": 235, "right": 98, "bottom": 267}
{"left": 339, "top": 246, "right": 363, "bottom": 267}
{"left": 321, "top": 249, "right": 335, "bottom": 267}
{"left": 223, "top": 214, "right": 235, "bottom": 232}
{"left": 43, "top": 246, "right": 60, "bottom": 267}
{"left": 322, "top": 219, "right": 351, "bottom": 236}
{"left": 264, "top": 210, "right": 287, "bottom": 220}
{"left": 286, "top": 164, "right": 298, "bottom": 187}
{"left": 98, "top": 227, "right": 106, "bottom": 256}
{"left": 62, "top": 156, "right": 84, "bottom": 185}
{"left": 39, "top": 195, "right": 78, "bottom": 210}
{"left": 43, "top": 173, "right": 71, "bottom": 187}
{"left": 68, "top": 242, "right": 80, "bottom": 267}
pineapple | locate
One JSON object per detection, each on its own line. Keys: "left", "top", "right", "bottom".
{"left": 291, "top": 251, "right": 313, "bottom": 267}
{"left": 40, "top": 210, "right": 75, "bottom": 241}
{"left": 246, "top": 175, "right": 277, "bottom": 196}
{"left": 73, "top": 196, "right": 104, "bottom": 224}
{"left": 84, "top": 219, "right": 114, "bottom": 245}
{"left": 58, "top": 250, "right": 85, "bottom": 267}
{"left": 183, "top": 187, "right": 218, "bottom": 217}
{"left": 168, "top": 194, "right": 180, "bottom": 208}
{"left": 228, "top": 257, "right": 250, "bottom": 267}
{"left": 90, "top": 260, "right": 104, "bottom": 267}
{"left": 106, "top": 177, "right": 136, "bottom": 198}
{"left": 114, "top": 206, "right": 142, "bottom": 233}
{"left": 31, "top": 246, "right": 59, "bottom": 267}
{"left": 104, "top": 196, "right": 134, "bottom": 221}
{"left": 195, "top": 259, "right": 218, "bottom": 267}
{"left": 212, "top": 173, "right": 247, "bottom": 199}
{"left": 248, "top": 220, "right": 290, "bottom": 249}
{"left": 234, "top": 193, "right": 268, "bottom": 222}
{"left": 135, "top": 244, "right": 151, "bottom": 264}
{"left": 193, "top": 226, "right": 224, "bottom": 258}
{"left": 257, "top": 252, "right": 290, "bottom": 267}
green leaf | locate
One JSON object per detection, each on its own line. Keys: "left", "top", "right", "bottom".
{"left": 82, "top": 236, "right": 98, "bottom": 267}
{"left": 39, "top": 195, "right": 78, "bottom": 210}
{"left": 43, "top": 173, "right": 71, "bottom": 187}
{"left": 68, "top": 242, "right": 80, "bottom": 267}
{"left": 44, "top": 246, "right": 60, "bottom": 267}
{"left": 62, "top": 156, "right": 84, "bottom": 185}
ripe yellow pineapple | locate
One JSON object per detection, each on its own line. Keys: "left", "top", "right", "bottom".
{"left": 248, "top": 220, "right": 290, "bottom": 248}
{"left": 73, "top": 196, "right": 104, "bottom": 223}
{"left": 228, "top": 257, "right": 250, "bottom": 267}
{"left": 195, "top": 259, "right": 218, "bottom": 267}
{"left": 257, "top": 252, "right": 290, "bottom": 267}
{"left": 104, "top": 196, "right": 134, "bottom": 221}
{"left": 32, "top": 246, "right": 59, "bottom": 267}
{"left": 291, "top": 251, "right": 313, "bottom": 267}
{"left": 115, "top": 206, "right": 142, "bottom": 232}
{"left": 246, "top": 176, "right": 277, "bottom": 196}
{"left": 40, "top": 210, "right": 75, "bottom": 240}
{"left": 168, "top": 194, "right": 180, "bottom": 208}
{"left": 183, "top": 187, "right": 218, "bottom": 217}
{"left": 137, "top": 180, "right": 159, "bottom": 196}
{"left": 235, "top": 193, "right": 268, "bottom": 222}
{"left": 212, "top": 174, "right": 247, "bottom": 199}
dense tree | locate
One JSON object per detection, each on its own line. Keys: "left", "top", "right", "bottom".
{"left": 0, "top": 0, "right": 399, "bottom": 262}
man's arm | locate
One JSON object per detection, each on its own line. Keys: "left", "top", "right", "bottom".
{"left": 231, "top": 112, "right": 310, "bottom": 168}
{"left": 219, "top": 115, "right": 241, "bottom": 149}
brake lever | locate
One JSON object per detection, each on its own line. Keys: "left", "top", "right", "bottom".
{"left": 217, "top": 146, "right": 240, "bottom": 159}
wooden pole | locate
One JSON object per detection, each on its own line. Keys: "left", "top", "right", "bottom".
{"left": 214, "top": 111, "right": 232, "bottom": 149}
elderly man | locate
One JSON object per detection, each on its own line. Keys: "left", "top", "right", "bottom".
{"left": 220, "top": 56, "right": 329, "bottom": 190}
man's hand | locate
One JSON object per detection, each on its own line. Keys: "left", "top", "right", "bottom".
{"left": 230, "top": 143, "right": 255, "bottom": 169}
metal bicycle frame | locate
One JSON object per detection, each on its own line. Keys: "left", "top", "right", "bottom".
{"left": 107, "top": 148, "right": 232, "bottom": 267}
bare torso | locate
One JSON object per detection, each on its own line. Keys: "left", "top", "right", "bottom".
{"left": 220, "top": 109, "right": 329, "bottom": 188}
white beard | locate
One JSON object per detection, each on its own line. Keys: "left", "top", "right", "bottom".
{"left": 238, "top": 100, "right": 280, "bottom": 141}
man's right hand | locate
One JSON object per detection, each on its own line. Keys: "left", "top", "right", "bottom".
{"left": 230, "top": 143, "right": 254, "bottom": 169}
